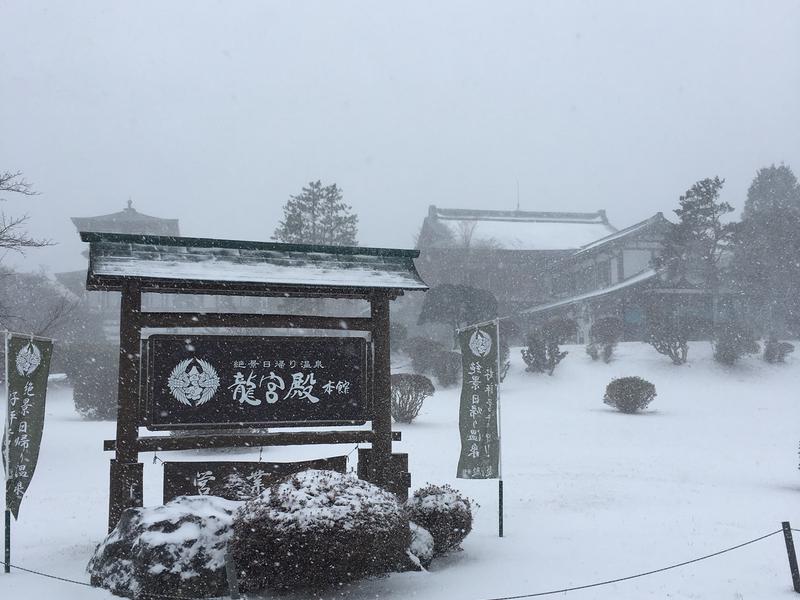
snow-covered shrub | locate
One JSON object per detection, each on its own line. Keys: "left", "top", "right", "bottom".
{"left": 433, "top": 350, "right": 461, "bottom": 387}
{"left": 88, "top": 495, "right": 239, "bottom": 599}
{"left": 764, "top": 338, "right": 795, "bottom": 363}
{"left": 498, "top": 338, "right": 511, "bottom": 382}
{"left": 603, "top": 377, "right": 657, "bottom": 413}
{"left": 404, "top": 336, "right": 446, "bottom": 374}
{"left": 521, "top": 319, "right": 575, "bottom": 375}
{"left": 645, "top": 314, "right": 689, "bottom": 365}
{"left": 408, "top": 522, "right": 435, "bottom": 569}
{"left": 390, "top": 321, "right": 408, "bottom": 354}
{"left": 62, "top": 342, "right": 119, "bottom": 419}
{"left": 713, "top": 324, "right": 759, "bottom": 365}
{"left": 405, "top": 484, "right": 473, "bottom": 556}
{"left": 391, "top": 373, "right": 435, "bottom": 423}
{"left": 230, "top": 469, "right": 410, "bottom": 592}
{"left": 586, "top": 317, "right": 623, "bottom": 363}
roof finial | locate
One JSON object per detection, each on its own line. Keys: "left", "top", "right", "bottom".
{"left": 127, "top": 197, "right": 133, "bottom": 210}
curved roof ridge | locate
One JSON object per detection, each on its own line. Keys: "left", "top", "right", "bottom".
{"left": 573, "top": 212, "right": 667, "bottom": 256}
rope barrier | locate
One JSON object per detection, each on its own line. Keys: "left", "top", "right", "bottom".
{"left": 0, "top": 528, "right": 787, "bottom": 600}
{"left": 0, "top": 560, "right": 205, "bottom": 599}
{"left": 0, "top": 560, "right": 93, "bottom": 587}
{"left": 480, "top": 529, "right": 784, "bottom": 600}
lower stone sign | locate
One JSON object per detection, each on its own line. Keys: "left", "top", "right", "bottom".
{"left": 144, "top": 335, "right": 368, "bottom": 429}
{"left": 162, "top": 456, "right": 348, "bottom": 502}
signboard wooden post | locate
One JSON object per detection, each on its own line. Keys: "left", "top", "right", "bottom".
{"left": 79, "top": 232, "right": 427, "bottom": 531}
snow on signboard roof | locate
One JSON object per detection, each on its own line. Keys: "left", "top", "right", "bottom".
{"left": 81, "top": 232, "right": 428, "bottom": 293}
{"left": 426, "top": 206, "right": 617, "bottom": 251}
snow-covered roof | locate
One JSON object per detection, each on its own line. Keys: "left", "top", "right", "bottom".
{"left": 422, "top": 206, "right": 617, "bottom": 251}
{"left": 81, "top": 232, "right": 428, "bottom": 296}
{"left": 72, "top": 202, "right": 180, "bottom": 237}
{"left": 521, "top": 268, "right": 660, "bottom": 315}
{"left": 573, "top": 213, "right": 669, "bottom": 256}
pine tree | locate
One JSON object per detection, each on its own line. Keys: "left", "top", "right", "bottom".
{"left": 661, "top": 177, "right": 734, "bottom": 293}
{"left": 733, "top": 164, "right": 800, "bottom": 335}
{"left": 273, "top": 181, "right": 358, "bottom": 246}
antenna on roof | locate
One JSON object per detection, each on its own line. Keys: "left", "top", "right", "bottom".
{"left": 516, "top": 179, "right": 520, "bottom": 212}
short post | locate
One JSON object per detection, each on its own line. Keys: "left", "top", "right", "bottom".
{"left": 782, "top": 521, "right": 800, "bottom": 593}
{"left": 498, "top": 480, "right": 504, "bottom": 538}
{"left": 224, "top": 550, "right": 241, "bottom": 599}
{"left": 4, "top": 509, "right": 9, "bottom": 573}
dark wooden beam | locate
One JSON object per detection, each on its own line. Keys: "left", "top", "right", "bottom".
{"left": 104, "top": 430, "right": 402, "bottom": 453}
{"left": 369, "top": 295, "right": 393, "bottom": 487}
{"left": 137, "top": 312, "right": 374, "bottom": 331}
{"left": 109, "top": 279, "right": 143, "bottom": 531}
{"left": 86, "top": 274, "right": 405, "bottom": 300}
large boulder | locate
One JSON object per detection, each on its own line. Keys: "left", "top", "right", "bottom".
{"left": 87, "top": 495, "right": 240, "bottom": 598}
{"left": 230, "top": 469, "right": 411, "bottom": 592}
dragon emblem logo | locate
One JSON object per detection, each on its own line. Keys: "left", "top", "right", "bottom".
{"left": 167, "top": 358, "right": 220, "bottom": 407}
{"left": 468, "top": 329, "right": 493, "bottom": 358}
{"left": 16, "top": 342, "right": 42, "bottom": 377}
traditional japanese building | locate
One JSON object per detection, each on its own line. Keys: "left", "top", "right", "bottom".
{"left": 522, "top": 213, "right": 673, "bottom": 340}
{"left": 415, "top": 205, "right": 704, "bottom": 340}
{"left": 415, "top": 205, "right": 619, "bottom": 310}
{"left": 56, "top": 201, "right": 181, "bottom": 320}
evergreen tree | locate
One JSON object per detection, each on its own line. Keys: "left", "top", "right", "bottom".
{"left": 661, "top": 177, "right": 735, "bottom": 293}
{"left": 418, "top": 284, "right": 498, "bottom": 347}
{"left": 273, "top": 180, "right": 358, "bottom": 246}
{"left": 733, "top": 164, "right": 800, "bottom": 335}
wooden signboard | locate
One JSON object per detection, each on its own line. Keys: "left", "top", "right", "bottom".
{"left": 81, "top": 233, "right": 427, "bottom": 530}
{"left": 144, "top": 335, "right": 368, "bottom": 430}
{"left": 162, "top": 456, "right": 348, "bottom": 502}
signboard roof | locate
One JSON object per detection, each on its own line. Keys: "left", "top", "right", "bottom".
{"left": 80, "top": 232, "right": 428, "bottom": 296}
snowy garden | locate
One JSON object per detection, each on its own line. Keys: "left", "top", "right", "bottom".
{"left": 1, "top": 4, "right": 799, "bottom": 598}
{"left": 2, "top": 340, "right": 798, "bottom": 599}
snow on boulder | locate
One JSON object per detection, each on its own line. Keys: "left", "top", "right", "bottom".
{"left": 87, "top": 495, "right": 240, "bottom": 599}
{"left": 230, "top": 469, "right": 411, "bottom": 592}
{"left": 408, "top": 521, "right": 435, "bottom": 569}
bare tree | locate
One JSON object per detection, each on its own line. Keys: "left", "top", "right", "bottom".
{"left": 0, "top": 170, "right": 51, "bottom": 253}
{"left": 0, "top": 269, "right": 78, "bottom": 336}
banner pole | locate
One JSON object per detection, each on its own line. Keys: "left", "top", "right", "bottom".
{"left": 495, "top": 319, "right": 504, "bottom": 538}
{"left": 4, "top": 330, "right": 10, "bottom": 573}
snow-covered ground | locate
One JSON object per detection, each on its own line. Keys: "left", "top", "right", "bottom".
{"left": 2, "top": 342, "right": 799, "bottom": 599}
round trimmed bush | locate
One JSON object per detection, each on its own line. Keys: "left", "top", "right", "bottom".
{"left": 391, "top": 373, "right": 435, "bottom": 423}
{"left": 603, "top": 376, "right": 657, "bottom": 413}
{"left": 229, "top": 469, "right": 410, "bottom": 592}
{"left": 405, "top": 484, "right": 472, "bottom": 556}
{"left": 62, "top": 342, "right": 119, "bottom": 420}
{"left": 433, "top": 350, "right": 462, "bottom": 387}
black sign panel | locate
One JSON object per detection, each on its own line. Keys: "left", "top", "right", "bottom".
{"left": 144, "top": 335, "right": 368, "bottom": 429}
{"left": 162, "top": 457, "right": 348, "bottom": 502}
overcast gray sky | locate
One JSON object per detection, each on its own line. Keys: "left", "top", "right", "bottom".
{"left": 2, "top": 0, "right": 799, "bottom": 273}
